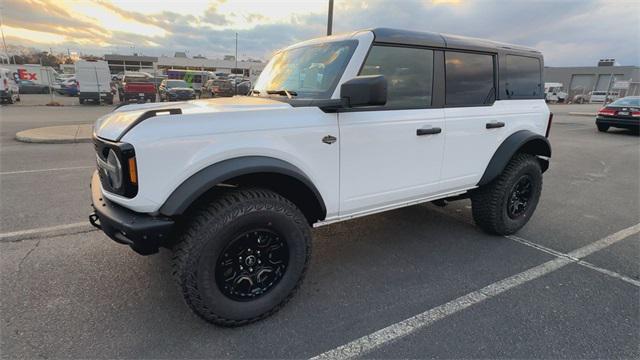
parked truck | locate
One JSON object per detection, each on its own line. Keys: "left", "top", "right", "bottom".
{"left": 544, "top": 82, "right": 567, "bottom": 103}
{"left": 119, "top": 72, "right": 156, "bottom": 103}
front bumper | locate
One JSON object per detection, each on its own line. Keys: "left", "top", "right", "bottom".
{"left": 89, "top": 171, "right": 174, "bottom": 255}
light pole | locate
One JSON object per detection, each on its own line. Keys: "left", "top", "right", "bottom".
{"left": 327, "top": 0, "right": 334, "bottom": 36}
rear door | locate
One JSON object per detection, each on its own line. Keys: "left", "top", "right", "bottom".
{"left": 440, "top": 51, "right": 504, "bottom": 191}
{"left": 338, "top": 44, "right": 445, "bottom": 216}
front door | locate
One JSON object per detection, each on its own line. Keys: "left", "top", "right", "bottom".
{"left": 338, "top": 44, "right": 445, "bottom": 216}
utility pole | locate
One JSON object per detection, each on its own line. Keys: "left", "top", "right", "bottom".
{"left": 235, "top": 32, "right": 238, "bottom": 95}
{"left": 0, "top": 8, "right": 15, "bottom": 64}
{"left": 327, "top": 0, "right": 334, "bottom": 36}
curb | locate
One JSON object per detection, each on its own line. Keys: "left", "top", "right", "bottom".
{"left": 568, "top": 112, "right": 596, "bottom": 117}
{"left": 15, "top": 124, "right": 93, "bottom": 144}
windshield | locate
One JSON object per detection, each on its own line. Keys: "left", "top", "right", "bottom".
{"left": 254, "top": 40, "right": 357, "bottom": 99}
{"left": 167, "top": 80, "right": 189, "bottom": 88}
{"left": 610, "top": 97, "right": 640, "bottom": 107}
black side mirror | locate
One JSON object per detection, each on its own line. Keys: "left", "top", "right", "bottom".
{"left": 340, "top": 75, "right": 387, "bottom": 107}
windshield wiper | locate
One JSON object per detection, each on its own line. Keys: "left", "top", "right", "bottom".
{"left": 266, "top": 89, "right": 298, "bottom": 99}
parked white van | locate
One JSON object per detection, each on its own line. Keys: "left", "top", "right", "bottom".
{"left": 76, "top": 60, "right": 113, "bottom": 104}
{"left": 0, "top": 67, "right": 19, "bottom": 104}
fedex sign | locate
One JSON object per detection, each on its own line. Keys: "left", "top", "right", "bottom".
{"left": 17, "top": 68, "right": 38, "bottom": 80}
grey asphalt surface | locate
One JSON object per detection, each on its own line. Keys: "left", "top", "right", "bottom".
{"left": 1, "top": 103, "right": 638, "bottom": 359}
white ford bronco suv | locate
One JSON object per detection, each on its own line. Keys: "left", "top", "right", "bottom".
{"left": 90, "top": 28, "right": 551, "bottom": 326}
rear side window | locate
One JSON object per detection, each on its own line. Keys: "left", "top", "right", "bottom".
{"left": 505, "top": 55, "right": 541, "bottom": 98}
{"left": 360, "top": 45, "right": 433, "bottom": 108}
{"left": 445, "top": 51, "right": 495, "bottom": 106}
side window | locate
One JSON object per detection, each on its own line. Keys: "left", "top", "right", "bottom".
{"left": 505, "top": 55, "right": 541, "bottom": 98}
{"left": 360, "top": 45, "right": 433, "bottom": 108}
{"left": 445, "top": 51, "right": 495, "bottom": 106}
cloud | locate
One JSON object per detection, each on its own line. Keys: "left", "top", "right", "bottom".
{"left": 2, "top": 0, "right": 639, "bottom": 66}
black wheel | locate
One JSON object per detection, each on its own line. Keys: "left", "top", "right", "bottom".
{"left": 471, "top": 153, "right": 542, "bottom": 235}
{"left": 79, "top": 98, "right": 85, "bottom": 104}
{"left": 172, "top": 188, "right": 311, "bottom": 326}
{"left": 597, "top": 124, "right": 609, "bottom": 132}
{"left": 6, "top": 92, "right": 13, "bottom": 104}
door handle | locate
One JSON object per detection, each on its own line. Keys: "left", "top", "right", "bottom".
{"left": 416, "top": 127, "right": 442, "bottom": 136}
{"left": 486, "top": 122, "right": 505, "bottom": 129}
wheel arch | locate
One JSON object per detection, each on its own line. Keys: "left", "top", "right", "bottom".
{"left": 478, "top": 130, "right": 551, "bottom": 186}
{"left": 159, "top": 156, "right": 327, "bottom": 224}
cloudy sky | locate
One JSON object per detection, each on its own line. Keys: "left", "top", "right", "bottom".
{"left": 1, "top": 0, "right": 639, "bottom": 66}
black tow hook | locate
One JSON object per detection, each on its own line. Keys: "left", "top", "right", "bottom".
{"left": 89, "top": 212, "right": 102, "bottom": 230}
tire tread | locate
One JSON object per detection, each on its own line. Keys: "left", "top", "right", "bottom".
{"left": 471, "top": 153, "right": 542, "bottom": 235}
{"left": 171, "top": 187, "right": 311, "bottom": 326}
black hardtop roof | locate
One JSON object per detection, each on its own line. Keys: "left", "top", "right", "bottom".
{"left": 370, "top": 28, "right": 541, "bottom": 56}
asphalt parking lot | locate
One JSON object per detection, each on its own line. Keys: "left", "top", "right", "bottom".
{"left": 1, "top": 102, "right": 638, "bottom": 359}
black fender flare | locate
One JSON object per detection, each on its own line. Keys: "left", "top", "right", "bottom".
{"left": 477, "top": 130, "right": 551, "bottom": 186}
{"left": 159, "top": 156, "right": 327, "bottom": 219}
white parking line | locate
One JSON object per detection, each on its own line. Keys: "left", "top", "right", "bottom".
{"left": 0, "top": 222, "right": 96, "bottom": 242}
{"left": 0, "top": 166, "right": 94, "bottom": 175}
{"left": 309, "top": 223, "right": 640, "bottom": 360}
{"left": 507, "top": 234, "right": 640, "bottom": 287}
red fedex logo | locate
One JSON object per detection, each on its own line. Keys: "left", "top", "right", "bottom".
{"left": 17, "top": 68, "right": 37, "bottom": 80}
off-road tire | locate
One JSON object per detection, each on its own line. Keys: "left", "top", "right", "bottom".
{"left": 471, "top": 153, "right": 542, "bottom": 235}
{"left": 172, "top": 188, "right": 312, "bottom": 326}
{"left": 597, "top": 124, "right": 609, "bottom": 132}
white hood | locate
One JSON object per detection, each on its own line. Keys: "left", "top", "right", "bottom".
{"left": 94, "top": 97, "right": 291, "bottom": 141}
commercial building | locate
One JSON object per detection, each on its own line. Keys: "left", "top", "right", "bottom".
{"left": 544, "top": 60, "right": 640, "bottom": 101}
{"left": 104, "top": 54, "right": 158, "bottom": 74}
{"left": 103, "top": 53, "right": 265, "bottom": 81}
{"left": 156, "top": 56, "right": 264, "bottom": 80}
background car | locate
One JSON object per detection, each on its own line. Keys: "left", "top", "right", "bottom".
{"left": 158, "top": 79, "right": 196, "bottom": 101}
{"left": 201, "top": 79, "right": 234, "bottom": 98}
{"left": 18, "top": 80, "right": 50, "bottom": 94}
{"left": 595, "top": 96, "right": 640, "bottom": 132}
{"left": 590, "top": 90, "right": 619, "bottom": 103}
{"left": 54, "top": 78, "right": 78, "bottom": 96}
{"left": 235, "top": 80, "right": 252, "bottom": 95}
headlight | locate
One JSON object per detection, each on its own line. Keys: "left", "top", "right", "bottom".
{"left": 106, "top": 149, "right": 123, "bottom": 189}
{"left": 95, "top": 137, "right": 138, "bottom": 198}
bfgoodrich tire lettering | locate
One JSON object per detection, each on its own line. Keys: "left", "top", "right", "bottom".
{"left": 171, "top": 188, "right": 311, "bottom": 326}
{"left": 471, "top": 153, "right": 542, "bottom": 235}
